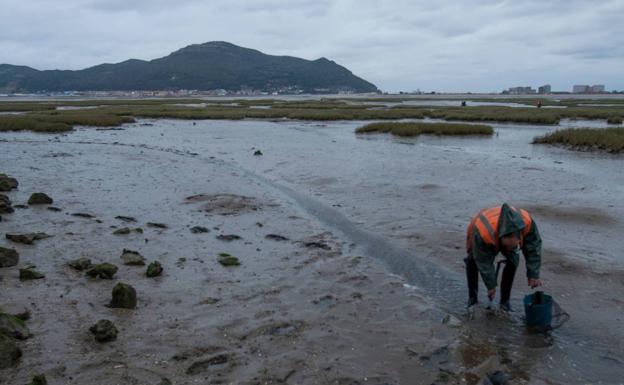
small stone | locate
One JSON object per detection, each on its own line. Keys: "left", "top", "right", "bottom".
{"left": 0, "top": 246, "right": 19, "bottom": 267}
{"left": 216, "top": 234, "right": 242, "bottom": 242}
{"left": 86, "top": 263, "right": 118, "bottom": 279}
{"left": 146, "top": 261, "right": 163, "bottom": 277}
{"left": 115, "top": 215, "right": 137, "bottom": 223}
{"left": 27, "top": 193, "right": 53, "bottom": 205}
{"left": 19, "top": 267, "right": 45, "bottom": 281}
{"left": 303, "top": 241, "right": 331, "bottom": 250}
{"left": 0, "top": 313, "right": 31, "bottom": 339}
{"left": 147, "top": 222, "right": 168, "bottom": 229}
{"left": 0, "top": 194, "right": 13, "bottom": 214}
{"left": 442, "top": 314, "right": 462, "bottom": 328}
{"left": 265, "top": 234, "right": 289, "bottom": 241}
{"left": 68, "top": 257, "right": 92, "bottom": 271}
{"left": 47, "top": 206, "right": 62, "bottom": 212}
{"left": 254, "top": 150, "right": 263, "bottom": 156}
{"left": 113, "top": 227, "right": 131, "bottom": 235}
{"left": 71, "top": 212, "right": 95, "bottom": 218}
{"left": 190, "top": 226, "right": 209, "bottom": 234}
{"left": 218, "top": 254, "right": 240, "bottom": 267}
{"left": 0, "top": 333, "right": 22, "bottom": 369}
{"left": 110, "top": 282, "right": 137, "bottom": 309}
{"left": 158, "top": 378, "right": 172, "bottom": 385}
{"left": 89, "top": 319, "right": 118, "bottom": 342}
{"left": 120, "top": 249, "right": 146, "bottom": 266}
{"left": 6, "top": 232, "right": 51, "bottom": 245}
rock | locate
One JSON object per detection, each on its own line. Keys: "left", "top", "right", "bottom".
{"left": 27, "top": 193, "right": 53, "bottom": 205}
{"left": 47, "top": 206, "right": 62, "bottom": 212}
{"left": 216, "top": 234, "right": 242, "bottom": 242}
{"left": 0, "top": 174, "right": 18, "bottom": 192}
{"left": 146, "top": 261, "right": 163, "bottom": 277}
{"left": 265, "top": 234, "right": 289, "bottom": 241}
{"left": 113, "top": 227, "right": 131, "bottom": 235}
{"left": 0, "top": 180, "right": 11, "bottom": 192}
{"left": 303, "top": 241, "right": 331, "bottom": 250}
{"left": 6, "top": 232, "right": 51, "bottom": 245}
{"left": 13, "top": 204, "right": 28, "bottom": 209}
{"left": 120, "top": 249, "right": 146, "bottom": 266}
{"left": 19, "top": 267, "right": 45, "bottom": 281}
{"left": 218, "top": 253, "right": 240, "bottom": 267}
{"left": 0, "top": 247, "right": 19, "bottom": 267}
{"left": 442, "top": 314, "right": 463, "bottom": 328}
{"left": 13, "top": 310, "right": 30, "bottom": 321}
{"left": 483, "top": 371, "right": 511, "bottom": 385}
{"left": 190, "top": 226, "right": 210, "bottom": 234}
{"left": 68, "top": 257, "right": 92, "bottom": 271}
{"left": 86, "top": 263, "right": 118, "bottom": 279}
{"left": 254, "top": 150, "right": 263, "bottom": 156}
{"left": 25, "top": 374, "right": 47, "bottom": 385}
{"left": 147, "top": 222, "right": 168, "bottom": 229}
{"left": 71, "top": 212, "right": 95, "bottom": 218}
{"left": 0, "top": 194, "right": 13, "bottom": 214}
{"left": 115, "top": 215, "right": 137, "bottom": 222}
{"left": 89, "top": 319, "right": 118, "bottom": 342}
{"left": 0, "top": 313, "right": 31, "bottom": 339}
{"left": 110, "top": 282, "right": 137, "bottom": 309}
{"left": 467, "top": 356, "right": 504, "bottom": 380}
{"left": 113, "top": 227, "right": 142, "bottom": 235}
{"left": 0, "top": 333, "right": 22, "bottom": 369}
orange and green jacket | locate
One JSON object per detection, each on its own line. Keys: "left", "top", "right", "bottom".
{"left": 466, "top": 203, "right": 542, "bottom": 289}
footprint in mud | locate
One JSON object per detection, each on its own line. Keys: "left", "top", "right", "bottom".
{"left": 186, "top": 353, "right": 233, "bottom": 376}
{"left": 240, "top": 320, "right": 305, "bottom": 341}
{"left": 172, "top": 345, "right": 224, "bottom": 361}
{"left": 185, "top": 193, "right": 262, "bottom": 216}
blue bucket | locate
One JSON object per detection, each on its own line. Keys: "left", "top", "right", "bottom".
{"left": 523, "top": 291, "right": 553, "bottom": 328}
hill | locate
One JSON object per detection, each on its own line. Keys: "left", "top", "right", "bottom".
{"left": 0, "top": 42, "right": 378, "bottom": 93}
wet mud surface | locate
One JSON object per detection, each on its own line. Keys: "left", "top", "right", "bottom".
{"left": 1, "top": 117, "right": 623, "bottom": 384}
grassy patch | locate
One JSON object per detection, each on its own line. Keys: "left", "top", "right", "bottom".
{"left": 218, "top": 253, "right": 240, "bottom": 267}
{"left": 0, "top": 110, "right": 134, "bottom": 132}
{"left": 2, "top": 99, "right": 624, "bottom": 133}
{"left": 356, "top": 121, "right": 493, "bottom": 137}
{"left": 533, "top": 127, "right": 624, "bottom": 153}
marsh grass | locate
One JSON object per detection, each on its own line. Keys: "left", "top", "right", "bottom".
{"left": 0, "top": 110, "right": 134, "bottom": 132}
{"left": 2, "top": 99, "right": 624, "bottom": 133}
{"left": 533, "top": 127, "right": 624, "bottom": 153}
{"left": 355, "top": 121, "right": 493, "bottom": 136}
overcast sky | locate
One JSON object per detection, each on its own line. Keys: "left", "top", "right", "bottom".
{"left": 1, "top": 0, "right": 622, "bottom": 92}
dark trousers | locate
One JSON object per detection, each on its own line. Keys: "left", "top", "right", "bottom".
{"left": 464, "top": 255, "right": 517, "bottom": 305}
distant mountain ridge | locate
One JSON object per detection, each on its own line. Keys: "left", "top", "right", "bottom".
{"left": 0, "top": 41, "right": 378, "bottom": 93}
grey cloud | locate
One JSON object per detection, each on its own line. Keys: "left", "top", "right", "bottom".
{"left": 0, "top": 0, "right": 622, "bottom": 92}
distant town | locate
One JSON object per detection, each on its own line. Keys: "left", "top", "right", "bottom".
{"left": 502, "top": 84, "right": 611, "bottom": 95}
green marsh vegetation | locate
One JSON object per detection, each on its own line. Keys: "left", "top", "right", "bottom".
{"left": 533, "top": 127, "right": 624, "bottom": 153}
{"left": 1, "top": 98, "right": 624, "bottom": 134}
{"left": 355, "top": 121, "right": 493, "bottom": 137}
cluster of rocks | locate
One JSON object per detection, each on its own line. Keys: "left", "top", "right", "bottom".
{"left": 0, "top": 173, "right": 18, "bottom": 222}
{"left": 0, "top": 311, "right": 31, "bottom": 369}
